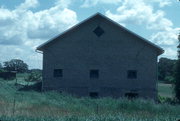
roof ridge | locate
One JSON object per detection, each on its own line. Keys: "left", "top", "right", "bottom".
{"left": 36, "top": 12, "right": 164, "bottom": 55}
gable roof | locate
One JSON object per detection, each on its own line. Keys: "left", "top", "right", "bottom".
{"left": 36, "top": 13, "right": 164, "bottom": 55}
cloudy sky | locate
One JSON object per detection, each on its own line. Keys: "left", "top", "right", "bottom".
{"left": 0, "top": 0, "right": 179, "bottom": 69}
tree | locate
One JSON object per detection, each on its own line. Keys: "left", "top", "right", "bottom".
{"left": 0, "top": 63, "right": 2, "bottom": 69}
{"left": 0, "top": 63, "right": 3, "bottom": 72}
{"left": 175, "top": 33, "right": 180, "bottom": 101}
{"left": 158, "top": 57, "right": 176, "bottom": 83}
{"left": 3, "top": 59, "right": 28, "bottom": 73}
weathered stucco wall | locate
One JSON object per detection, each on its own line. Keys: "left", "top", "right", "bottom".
{"left": 42, "top": 16, "right": 158, "bottom": 99}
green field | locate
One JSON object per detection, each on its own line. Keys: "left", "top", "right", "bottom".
{"left": 0, "top": 76, "right": 179, "bottom": 121}
{"left": 1, "top": 73, "right": 36, "bottom": 86}
{"left": 158, "top": 83, "right": 174, "bottom": 98}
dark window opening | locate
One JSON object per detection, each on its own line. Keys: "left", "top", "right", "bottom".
{"left": 89, "top": 92, "right": 98, "bottom": 98}
{"left": 54, "top": 69, "right": 63, "bottom": 77}
{"left": 93, "top": 26, "right": 104, "bottom": 37}
{"left": 90, "top": 70, "right": 99, "bottom": 79}
{"left": 127, "top": 70, "right": 137, "bottom": 79}
{"left": 125, "top": 92, "right": 138, "bottom": 99}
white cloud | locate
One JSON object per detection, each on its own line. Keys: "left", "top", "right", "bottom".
{"left": 81, "top": 0, "right": 171, "bottom": 8}
{"left": 150, "top": 28, "right": 179, "bottom": 46}
{"left": 55, "top": 0, "right": 72, "bottom": 8}
{"left": 146, "top": 0, "right": 172, "bottom": 7}
{"left": 105, "top": 0, "right": 178, "bottom": 59}
{"left": 161, "top": 47, "right": 177, "bottom": 59}
{"left": 26, "top": 7, "right": 77, "bottom": 39}
{"left": 106, "top": 1, "right": 173, "bottom": 30}
{"left": 0, "top": 0, "right": 78, "bottom": 68}
{"left": 150, "top": 28, "right": 180, "bottom": 59}
{"left": 17, "top": 0, "right": 39, "bottom": 10}
{"left": 81, "top": 0, "right": 122, "bottom": 8}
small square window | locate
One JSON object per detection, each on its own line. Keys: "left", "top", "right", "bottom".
{"left": 127, "top": 70, "right": 137, "bottom": 79}
{"left": 54, "top": 69, "right": 63, "bottom": 77}
{"left": 93, "top": 26, "right": 104, "bottom": 37}
{"left": 90, "top": 69, "right": 99, "bottom": 79}
{"left": 89, "top": 92, "right": 98, "bottom": 98}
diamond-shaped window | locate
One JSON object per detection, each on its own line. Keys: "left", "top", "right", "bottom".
{"left": 93, "top": 26, "right": 104, "bottom": 37}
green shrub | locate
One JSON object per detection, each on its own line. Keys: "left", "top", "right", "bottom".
{"left": 25, "top": 72, "right": 42, "bottom": 82}
{"left": 158, "top": 95, "right": 179, "bottom": 104}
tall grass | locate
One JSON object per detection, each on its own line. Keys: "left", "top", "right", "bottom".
{"left": 0, "top": 80, "right": 180, "bottom": 121}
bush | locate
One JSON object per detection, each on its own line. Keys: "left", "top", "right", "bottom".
{"left": 164, "top": 76, "right": 175, "bottom": 84}
{"left": 157, "top": 95, "right": 178, "bottom": 104}
{"left": 25, "top": 72, "right": 42, "bottom": 82}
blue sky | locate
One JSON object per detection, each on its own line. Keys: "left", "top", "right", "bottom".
{"left": 0, "top": 0, "right": 179, "bottom": 69}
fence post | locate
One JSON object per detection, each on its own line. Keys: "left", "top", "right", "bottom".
{"left": 12, "top": 93, "right": 16, "bottom": 116}
{"left": 96, "top": 103, "right": 99, "bottom": 114}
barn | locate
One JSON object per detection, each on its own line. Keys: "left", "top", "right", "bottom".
{"left": 37, "top": 13, "right": 164, "bottom": 99}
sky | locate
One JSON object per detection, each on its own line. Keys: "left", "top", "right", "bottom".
{"left": 0, "top": 0, "right": 179, "bottom": 69}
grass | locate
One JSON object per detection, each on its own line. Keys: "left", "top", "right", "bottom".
{"left": 158, "top": 83, "right": 174, "bottom": 98}
{"left": 0, "top": 78, "right": 180, "bottom": 121}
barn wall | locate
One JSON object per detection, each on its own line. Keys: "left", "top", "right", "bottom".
{"left": 42, "top": 16, "right": 158, "bottom": 99}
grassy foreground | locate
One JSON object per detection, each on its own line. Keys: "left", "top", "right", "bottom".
{"left": 0, "top": 80, "right": 180, "bottom": 121}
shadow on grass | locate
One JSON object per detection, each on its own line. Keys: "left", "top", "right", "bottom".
{"left": 18, "top": 82, "right": 42, "bottom": 92}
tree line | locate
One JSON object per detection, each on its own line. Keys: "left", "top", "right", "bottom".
{"left": 0, "top": 59, "right": 42, "bottom": 82}
{"left": 0, "top": 59, "right": 28, "bottom": 73}
{"left": 158, "top": 57, "right": 176, "bottom": 84}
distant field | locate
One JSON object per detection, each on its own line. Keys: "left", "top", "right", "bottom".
{"left": 3, "top": 73, "right": 36, "bottom": 86}
{"left": 158, "top": 83, "right": 174, "bottom": 98}
{"left": 0, "top": 78, "right": 180, "bottom": 121}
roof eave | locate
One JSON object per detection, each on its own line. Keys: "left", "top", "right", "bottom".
{"left": 157, "top": 48, "right": 164, "bottom": 56}
{"left": 35, "top": 49, "right": 43, "bottom": 54}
